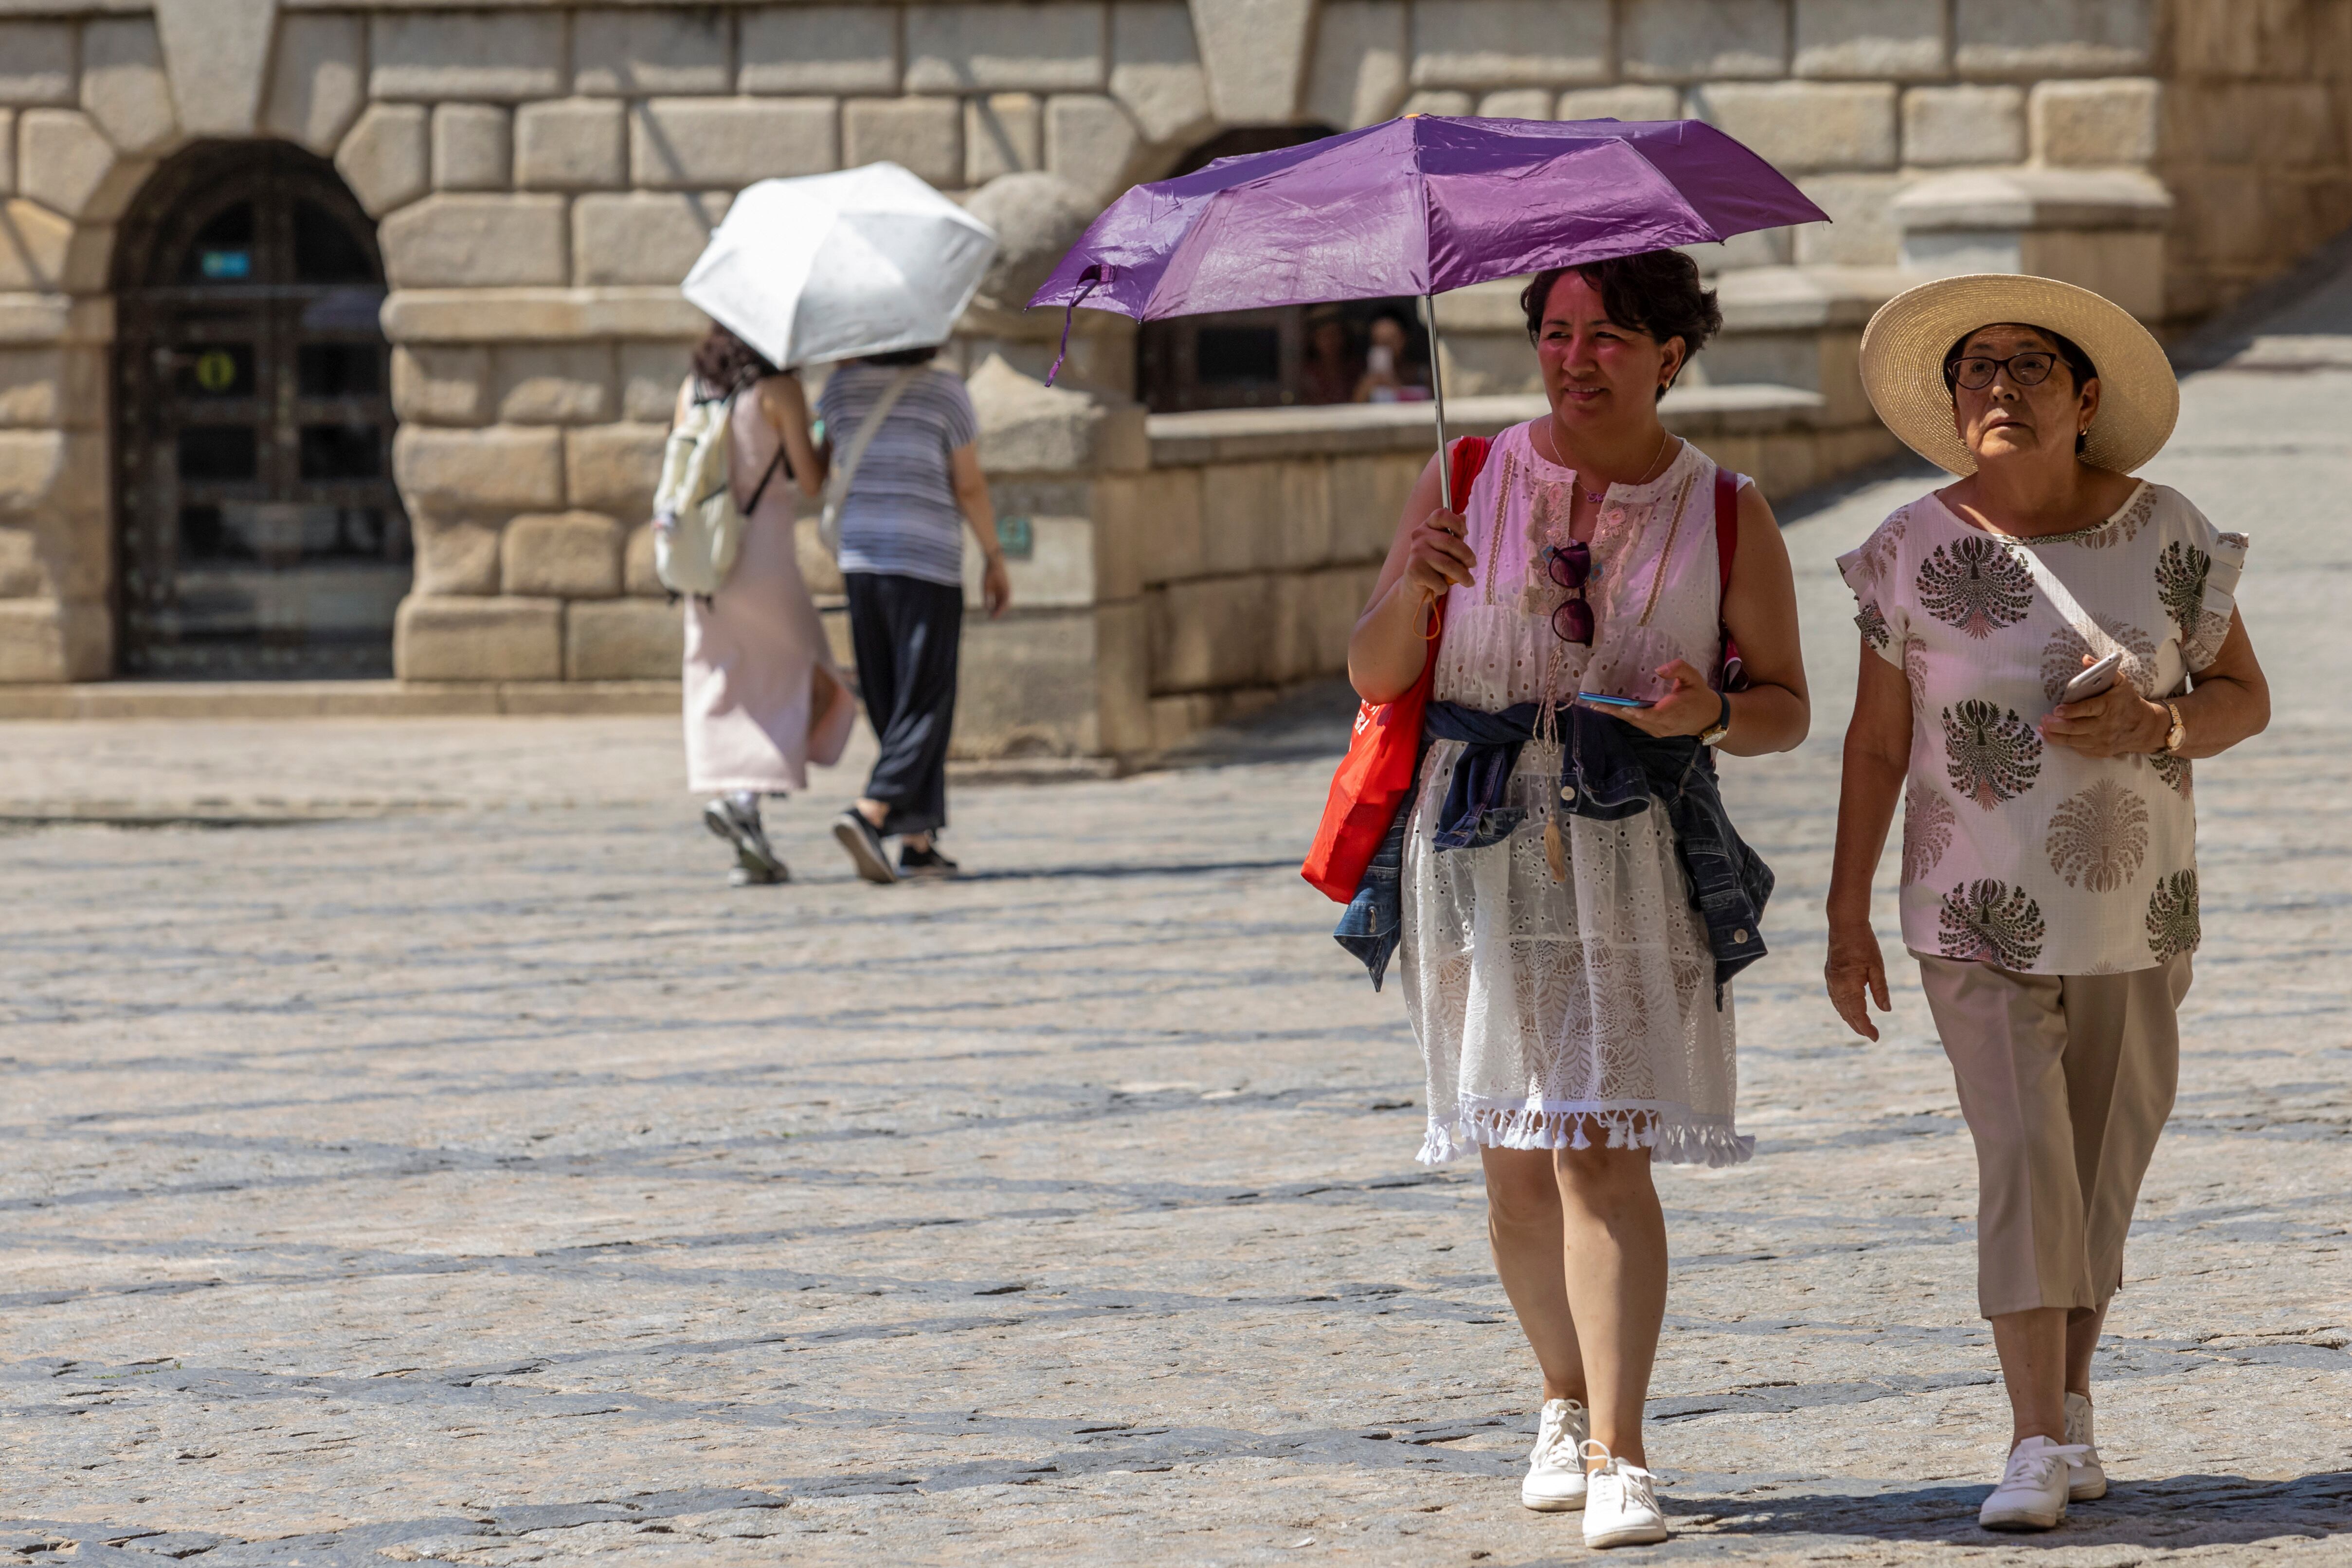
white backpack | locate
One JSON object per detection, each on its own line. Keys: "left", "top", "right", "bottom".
{"left": 651, "top": 381, "right": 784, "bottom": 597}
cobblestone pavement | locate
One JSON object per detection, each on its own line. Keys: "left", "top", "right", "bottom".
{"left": 6, "top": 363, "right": 2349, "bottom": 1566}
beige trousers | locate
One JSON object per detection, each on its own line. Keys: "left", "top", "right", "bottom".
{"left": 1916, "top": 953, "right": 2191, "bottom": 1320}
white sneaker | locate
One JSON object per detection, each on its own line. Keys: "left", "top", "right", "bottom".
{"left": 1519, "top": 1398, "right": 1588, "bottom": 1511}
{"left": 1978, "top": 1435, "right": 2090, "bottom": 1531}
{"left": 1580, "top": 1440, "right": 1669, "bottom": 1548}
{"left": 2064, "top": 1391, "right": 2107, "bottom": 1501}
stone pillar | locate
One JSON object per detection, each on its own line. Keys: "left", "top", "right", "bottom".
{"left": 1892, "top": 169, "right": 2174, "bottom": 324}
{"left": 943, "top": 353, "right": 1152, "bottom": 760}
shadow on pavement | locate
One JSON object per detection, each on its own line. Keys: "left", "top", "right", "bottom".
{"left": 1688, "top": 1468, "right": 2352, "bottom": 1550}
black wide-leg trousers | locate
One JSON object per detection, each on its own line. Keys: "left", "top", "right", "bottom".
{"left": 843, "top": 571, "right": 962, "bottom": 838}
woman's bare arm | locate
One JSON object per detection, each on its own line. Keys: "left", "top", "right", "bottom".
{"left": 949, "top": 442, "right": 1011, "bottom": 618}
{"left": 758, "top": 376, "right": 826, "bottom": 497}
{"left": 1346, "top": 451, "right": 1478, "bottom": 703}
{"left": 1824, "top": 646, "right": 1913, "bottom": 1041}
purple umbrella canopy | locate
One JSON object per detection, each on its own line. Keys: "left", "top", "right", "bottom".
{"left": 1029, "top": 115, "right": 1827, "bottom": 320}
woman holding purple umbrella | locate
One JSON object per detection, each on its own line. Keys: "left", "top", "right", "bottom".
{"left": 1349, "top": 253, "right": 1810, "bottom": 1548}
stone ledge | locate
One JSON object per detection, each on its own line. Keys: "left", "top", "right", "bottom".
{"left": 1892, "top": 168, "right": 2173, "bottom": 234}
{"left": 0, "top": 293, "right": 113, "bottom": 345}
{"left": 381, "top": 288, "right": 707, "bottom": 343}
{"left": 1146, "top": 385, "right": 1832, "bottom": 465}
{"left": 0, "top": 680, "right": 682, "bottom": 720}
{"left": 1714, "top": 265, "right": 1914, "bottom": 332}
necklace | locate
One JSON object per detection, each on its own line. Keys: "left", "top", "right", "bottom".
{"left": 1536, "top": 419, "right": 1673, "bottom": 502}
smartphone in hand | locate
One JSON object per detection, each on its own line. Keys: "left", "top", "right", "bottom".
{"left": 2059, "top": 650, "right": 2125, "bottom": 706}
{"left": 1575, "top": 691, "right": 1655, "bottom": 709}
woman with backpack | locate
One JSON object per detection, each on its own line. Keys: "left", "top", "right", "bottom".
{"left": 670, "top": 324, "right": 855, "bottom": 886}
{"left": 1342, "top": 254, "right": 1809, "bottom": 1548}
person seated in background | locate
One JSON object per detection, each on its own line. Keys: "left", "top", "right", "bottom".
{"left": 1355, "top": 310, "right": 1433, "bottom": 403}
{"left": 1301, "top": 306, "right": 1361, "bottom": 405}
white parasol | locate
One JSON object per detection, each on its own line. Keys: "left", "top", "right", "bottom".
{"left": 682, "top": 162, "right": 999, "bottom": 369}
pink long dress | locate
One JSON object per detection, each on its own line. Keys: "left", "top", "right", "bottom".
{"left": 682, "top": 379, "right": 855, "bottom": 793}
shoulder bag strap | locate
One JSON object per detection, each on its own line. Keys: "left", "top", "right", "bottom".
{"left": 818, "top": 366, "right": 924, "bottom": 555}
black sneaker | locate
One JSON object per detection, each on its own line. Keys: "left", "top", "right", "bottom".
{"left": 831, "top": 809, "right": 897, "bottom": 884}
{"left": 898, "top": 842, "right": 959, "bottom": 879}
{"left": 728, "top": 854, "right": 787, "bottom": 887}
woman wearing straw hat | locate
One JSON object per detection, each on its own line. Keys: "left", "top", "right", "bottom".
{"left": 1825, "top": 276, "right": 2270, "bottom": 1532}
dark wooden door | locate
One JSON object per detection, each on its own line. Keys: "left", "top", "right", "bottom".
{"left": 114, "top": 142, "right": 408, "bottom": 678}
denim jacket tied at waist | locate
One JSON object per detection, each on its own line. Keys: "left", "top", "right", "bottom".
{"left": 1333, "top": 701, "right": 1774, "bottom": 1003}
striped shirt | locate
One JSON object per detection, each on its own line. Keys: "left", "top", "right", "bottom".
{"left": 816, "top": 363, "right": 977, "bottom": 588}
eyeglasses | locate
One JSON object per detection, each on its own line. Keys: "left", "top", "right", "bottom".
{"left": 1544, "top": 541, "right": 1593, "bottom": 646}
{"left": 1946, "top": 351, "right": 2059, "bottom": 392}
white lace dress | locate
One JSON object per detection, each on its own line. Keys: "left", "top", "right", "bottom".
{"left": 1400, "top": 424, "right": 1753, "bottom": 1168}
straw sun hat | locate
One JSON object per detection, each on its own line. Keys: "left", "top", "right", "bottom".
{"left": 1859, "top": 273, "right": 2179, "bottom": 477}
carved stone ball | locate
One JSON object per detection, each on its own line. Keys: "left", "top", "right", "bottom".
{"left": 964, "top": 172, "right": 1099, "bottom": 316}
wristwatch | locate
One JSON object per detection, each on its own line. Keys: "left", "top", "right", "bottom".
{"left": 2155, "top": 699, "right": 2187, "bottom": 756}
{"left": 1700, "top": 691, "right": 1733, "bottom": 747}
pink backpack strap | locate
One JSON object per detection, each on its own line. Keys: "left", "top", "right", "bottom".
{"left": 1714, "top": 468, "right": 1742, "bottom": 601}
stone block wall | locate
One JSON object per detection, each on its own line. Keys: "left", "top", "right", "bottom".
{"left": 0, "top": 0, "right": 2348, "bottom": 694}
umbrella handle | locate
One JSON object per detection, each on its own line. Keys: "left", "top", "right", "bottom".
{"left": 1422, "top": 292, "right": 1454, "bottom": 513}
{"left": 1044, "top": 270, "right": 1105, "bottom": 387}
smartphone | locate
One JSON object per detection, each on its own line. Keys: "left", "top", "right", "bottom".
{"left": 1575, "top": 691, "right": 1655, "bottom": 709}
{"left": 2059, "top": 650, "right": 2125, "bottom": 706}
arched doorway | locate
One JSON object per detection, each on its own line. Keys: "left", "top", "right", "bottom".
{"left": 113, "top": 141, "right": 408, "bottom": 678}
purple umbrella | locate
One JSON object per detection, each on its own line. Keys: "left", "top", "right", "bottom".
{"left": 1030, "top": 115, "right": 1827, "bottom": 505}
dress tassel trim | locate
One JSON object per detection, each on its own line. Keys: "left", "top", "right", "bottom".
{"left": 1419, "top": 1099, "right": 1755, "bottom": 1170}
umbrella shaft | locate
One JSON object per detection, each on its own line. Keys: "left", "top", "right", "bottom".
{"left": 1422, "top": 292, "right": 1453, "bottom": 512}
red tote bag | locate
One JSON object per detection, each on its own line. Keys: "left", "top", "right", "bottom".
{"left": 1302, "top": 435, "right": 1490, "bottom": 903}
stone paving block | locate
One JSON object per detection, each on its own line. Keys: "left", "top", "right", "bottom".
{"left": 1150, "top": 571, "right": 1279, "bottom": 688}
{"left": 741, "top": 6, "right": 901, "bottom": 95}
{"left": 380, "top": 194, "right": 567, "bottom": 289}
{"left": 0, "top": 198, "right": 72, "bottom": 291}
{"left": 565, "top": 596, "right": 681, "bottom": 680}
{"left": 410, "top": 510, "right": 502, "bottom": 595}
{"left": 619, "top": 343, "right": 693, "bottom": 425}
{"left": 843, "top": 95, "right": 963, "bottom": 189}
{"left": 1109, "top": 0, "right": 1212, "bottom": 145}
{"left": 260, "top": 13, "right": 366, "bottom": 155}
{"left": 15, "top": 111, "right": 144, "bottom": 223}
{"left": 1556, "top": 85, "right": 1683, "bottom": 122}
{"left": 335, "top": 103, "right": 430, "bottom": 218}
{"left": 504, "top": 509, "right": 624, "bottom": 599}
{"left": 0, "top": 525, "right": 39, "bottom": 597}
{"left": 1793, "top": 0, "right": 1945, "bottom": 79}
{"left": 1691, "top": 81, "right": 1898, "bottom": 174}
{"left": 1623, "top": 0, "right": 1790, "bottom": 82}
{"left": 0, "top": 108, "right": 12, "bottom": 197}
{"left": 432, "top": 104, "right": 511, "bottom": 192}
{"left": 393, "top": 425, "right": 565, "bottom": 513}
{"left": 1954, "top": 0, "right": 2154, "bottom": 79}
{"left": 394, "top": 594, "right": 562, "bottom": 681}
{"left": 369, "top": 12, "right": 566, "bottom": 101}
{"left": 1409, "top": 0, "right": 1610, "bottom": 89}
{"left": 1044, "top": 94, "right": 1141, "bottom": 205}
{"left": 0, "top": 348, "right": 89, "bottom": 428}
{"left": 630, "top": 98, "right": 838, "bottom": 189}
{"left": 1793, "top": 172, "right": 1903, "bottom": 266}
{"left": 571, "top": 191, "right": 731, "bottom": 288}
{"left": 1304, "top": 0, "right": 1408, "bottom": 131}
{"left": 0, "top": 21, "right": 74, "bottom": 107}
{"left": 81, "top": 16, "right": 176, "bottom": 155}
{"left": 1189, "top": 0, "right": 1316, "bottom": 120}
{"left": 2030, "top": 77, "right": 2161, "bottom": 166}
{"left": 906, "top": 2, "right": 1106, "bottom": 93}
{"left": 966, "top": 93, "right": 1042, "bottom": 184}
{"left": 516, "top": 99, "right": 628, "bottom": 191}
{"left": 493, "top": 345, "right": 616, "bottom": 427}
{"left": 1902, "top": 84, "right": 2026, "bottom": 167}
{"left": 390, "top": 345, "right": 492, "bottom": 427}
{"left": 574, "top": 9, "right": 733, "bottom": 97}
{"left": 563, "top": 423, "right": 667, "bottom": 521}
{"left": 1402, "top": 88, "right": 1472, "bottom": 117}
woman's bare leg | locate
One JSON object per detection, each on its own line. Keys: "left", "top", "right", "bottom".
{"left": 1554, "top": 1143, "right": 1667, "bottom": 1469}
{"left": 1481, "top": 1146, "right": 1588, "bottom": 1406}
{"left": 1990, "top": 1307, "right": 2069, "bottom": 1445}
{"left": 2064, "top": 1302, "right": 2106, "bottom": 1399}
